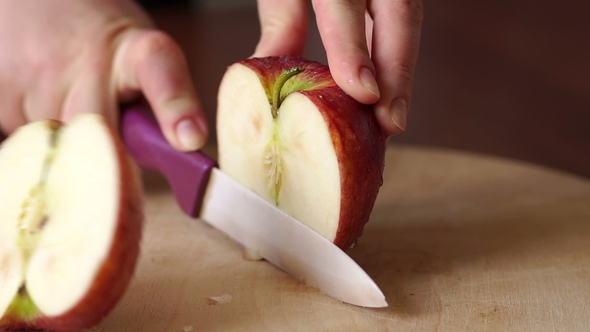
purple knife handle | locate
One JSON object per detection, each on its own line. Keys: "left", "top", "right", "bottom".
{"left": 120, "top": 104, "right": 217, "bottom": 218}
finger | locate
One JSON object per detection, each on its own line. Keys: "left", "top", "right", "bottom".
{"left": 365, "top": 10, "right": 373, "bottom": 55}
{"left": 114, "top": 29, "right": 208, "bottom": 151}
{"left": 369, "top": 0, "right": 423, "bottom": 136}
{"left": 62, "top": 62, "right": 114, "bottom": 125}
{"left": 312, "top": 0, "right": 380, "bottom": 104}
{"left": 253, "top": 0, "right": 309, "bottom": 57}
{"left": 9, "top": 65, "right": 69, "bottom": 130}
{"left": 0, "top": 87, "right": 26, "bottom": 135}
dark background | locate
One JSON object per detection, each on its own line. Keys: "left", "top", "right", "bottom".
{"left": 139, "top": 0, "right": 590, "bottom": 179}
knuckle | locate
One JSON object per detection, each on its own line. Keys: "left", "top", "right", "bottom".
{"left": 137, "top": 30, "right": 181, "bottom": 57}
{"left": 313, "top": 0, "right": 367, "bottom": 18}
{"left": 396, "top": 0, "right": 424, "bottom": 12}
{"left": 346, "top": 0, "right": 368, "bottom": 16}
{"left": 395, "top": 0, "right": 424, "bottom": 28}
{"left": 260, "top": 11, "right": 303, "bottom": 36}
{"left": 390, "top": 60, "right": 415, "bottom": 84}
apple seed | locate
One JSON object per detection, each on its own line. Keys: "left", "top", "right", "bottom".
{"left": 264, "top": 137, "right": 282, "bottom": 204}
{"left": 17, "top": 184, "right": 48, "bottom": 260}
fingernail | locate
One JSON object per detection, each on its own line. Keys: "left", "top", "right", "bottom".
{"left": 390, "top": 98, "right": 408, "bottom": 131}
{"left": 195, "top": 115, "right": 209, "bottom": 138}
{"left": 360, "top": 67, "right": 380, "bottom": 98}
{"left": 176, "top": 117, "right": 205, "bottom": 151}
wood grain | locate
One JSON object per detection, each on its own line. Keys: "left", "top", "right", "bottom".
{"left": 90, "top": 145, "right": 590, "bottom": 332}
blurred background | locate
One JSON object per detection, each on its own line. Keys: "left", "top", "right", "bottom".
{"left": 138, "top": 0, "right": 589, "bottom": 179}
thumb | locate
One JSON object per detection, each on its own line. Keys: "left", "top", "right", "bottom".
{"left": 113, "top": 29, "right": 209, "bottom": 151}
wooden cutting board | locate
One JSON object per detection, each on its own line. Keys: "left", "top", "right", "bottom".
{"left": 91, "top": 145, "right": 590, "bottom": 332}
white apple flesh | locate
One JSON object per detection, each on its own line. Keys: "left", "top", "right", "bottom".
{"left": 0, "top": 114, "right": 144, "bottom": 331}
{"left": 217, "top": 56, "right": 385, "bottom": 250}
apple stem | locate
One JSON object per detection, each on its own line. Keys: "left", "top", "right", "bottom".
{"left": 272, "top": 67, "right": 304, "bottom": 118}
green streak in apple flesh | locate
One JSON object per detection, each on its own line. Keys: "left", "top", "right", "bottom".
{"left": 16, "top": 126, "right": 59, "bottom": 282}
{"left": 264, "top": 129, "right": 282, "bottom": 204}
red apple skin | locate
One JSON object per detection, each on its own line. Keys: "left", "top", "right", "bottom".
{"left": 0, "top": 117, "right": 145, "bottom": 331}
{"left": 238, "top": 56, "right": 386, "bottom": 250}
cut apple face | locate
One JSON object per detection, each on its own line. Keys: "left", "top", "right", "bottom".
{"left": 217, "top": 56, "right": 385, "bottom": 250}
{"left": 0, "top": 114, "right": 144, "bottom": 331}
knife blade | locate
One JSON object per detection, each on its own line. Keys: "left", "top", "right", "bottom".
{"left": 120, "top": 104, "right": 387, "bottom": 308}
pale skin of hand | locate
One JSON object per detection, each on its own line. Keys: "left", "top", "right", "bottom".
{"left": 0, "top": 0, "right": 208, "bottom": 151}
{"left": 254, "top": 0, "right": 424, "bottom": 136}
{"left": 0, "top": 0, "right": 422, "bottom": 152}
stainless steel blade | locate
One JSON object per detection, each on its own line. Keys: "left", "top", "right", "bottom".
{"left": 199, "top": 169, "right": 388, "bottom": 308}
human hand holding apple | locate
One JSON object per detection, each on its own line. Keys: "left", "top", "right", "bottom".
{"left": 0, "top": 114, "right": 144, "bottom": 331}
{"left": 254, "top": 0, "right": 424, "bottom": 136}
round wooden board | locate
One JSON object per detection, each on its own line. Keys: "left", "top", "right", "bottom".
{"left": 91, "top": 145, "right": 590, "bottom": 332}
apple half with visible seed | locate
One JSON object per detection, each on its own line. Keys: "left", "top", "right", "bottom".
{"left": 0, "top": 113, "right": 144, "bottom": 331}
{"left": 217, "top": 55, "right": 386, "bottom": 250}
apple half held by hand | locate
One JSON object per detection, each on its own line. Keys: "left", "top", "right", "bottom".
{"left": 217, "top": 55, "right": 386, "bottom": 250}
{"left": 0, "top": 114, "right": 144, "bottom": 331}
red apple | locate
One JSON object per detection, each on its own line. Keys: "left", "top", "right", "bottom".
{"left": 216, "top": 55, "right": 385, "bottom": 250}
{"left": 0, "top": 113, "right": 144, "bottom": 331}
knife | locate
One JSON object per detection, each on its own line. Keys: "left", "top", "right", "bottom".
{"left": 120, "top": 104, "right": 388, "bottom": 308}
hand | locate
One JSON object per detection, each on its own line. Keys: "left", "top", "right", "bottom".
{"left": 0, "top": 0, "right": 208, "bottom": 151}
{"left": 253, "top": 0, "right": 423, "bottom": 136}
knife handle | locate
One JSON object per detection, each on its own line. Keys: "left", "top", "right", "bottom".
{"left": 120, "top": 104, "right": 217, "bottom": 218}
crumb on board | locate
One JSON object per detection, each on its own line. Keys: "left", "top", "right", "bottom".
{"left": 243, "top": 247, "right": 263, "bottom": 261}
{"left": 183, "top": 325, "right": 194, "bottom": 332}
{"left": 205, "top": 294, "right": 233, "bottom": 305}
